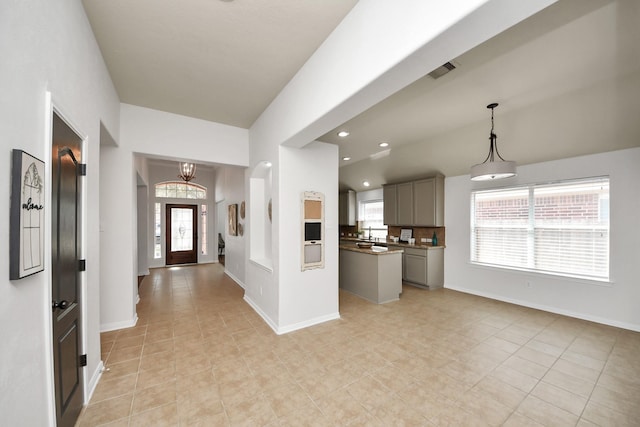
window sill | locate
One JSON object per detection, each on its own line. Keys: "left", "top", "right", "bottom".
{"left": 469, "top": 261, "right": 613, "bottom": 287}
{"left": 250, "top": 258, "right": 273, "bottom": 273}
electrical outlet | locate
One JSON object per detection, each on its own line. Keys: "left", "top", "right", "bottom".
{"left": 420, "top": 238, "right": 427, "bottom": 243}
{"left": 526, "top": 281, "right": 532, "bottom": 288}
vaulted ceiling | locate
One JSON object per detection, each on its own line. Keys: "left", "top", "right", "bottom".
{"left": 83, "top": 0, "right": 640, "bottom": 190}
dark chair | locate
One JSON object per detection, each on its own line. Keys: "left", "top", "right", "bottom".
{"left": 218, "top": 233, "right": 225, "bottom": 256}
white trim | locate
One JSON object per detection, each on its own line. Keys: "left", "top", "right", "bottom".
{"left": 224, "top": 269, "right": 245, "bottom": 289}
{"left": 244, "top": 294, "right": 341, "bottom": 335}
{"left": 43, "top": 91, "right": 56, "bottom": 427}
{"left": 445, "top": 282, "right": 640, "bottom": 332}
{"left": 100, "top": 315, "right": 138, "bottom": 333}
{"left": 243, "top": 295, "right": 279, "bottom": 334}
{"left": 249, "top": 258, "right": 273, "bottom": 273}
{"left": 277, "top": 312, "right": 341, "bottom": 335}
{"left": 84, "top": 360, "right": 104, "bottom": 403}
{"left": 45, "top": 93, "right": 92, "bottom": 426}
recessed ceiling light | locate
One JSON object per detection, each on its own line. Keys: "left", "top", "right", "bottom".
{"left": 337, "top": 131, "right": 350, "bottom": 138}
{"left": 342, "top": 156, "right": 351, "bottom": 161}
{"left": 363, "top": 181, "right": 370, "bottom": 187}
{"left": 379, "top": 142, "right": 389, "bottom": 147}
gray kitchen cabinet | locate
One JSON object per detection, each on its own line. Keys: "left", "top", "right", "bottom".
{"left": 390, "top": 245, "right": 444, "bottom": 289}
{"left": 396, "top": 182, "right": 414, "bottom": 225}
{"left": 404, "top": 252, "right": 427, "bottom": 284}
{"left": 339, "top": 190, "right": 356, "bottom": 226}
{"left": 383, "top": 185, "right": 397, "bottom": 225}
{"left": 413, "top": 175, "right": 444, "bottom": 226}
{"left": 383, "top": 175, "right": 444, "bottom": 226}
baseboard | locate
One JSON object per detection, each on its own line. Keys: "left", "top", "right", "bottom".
{"left": 100, "top": 314, "right": 138, "bottom": 333}
{"left": 224, "top": 269, "right": 245, "bottom": 289}
{"left": 277, "top": 312, "right": 341, "bottom": 335}
{"left": 84, "top": 360, "right": 104, "bottom": 404}
{"left": 243, "top": 295, "right": 280, "bottom": 334}
{"left": 445, "top": 283, "right": 640, "bottom": 332}
{"left": 243, "top": 294, "right": 341, "bottom": 335}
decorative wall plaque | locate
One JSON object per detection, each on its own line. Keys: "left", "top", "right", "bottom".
{"left": 10, "top": 150, "right": 45, "bottom": 279}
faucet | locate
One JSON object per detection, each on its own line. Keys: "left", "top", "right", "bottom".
{"left": 368, "top": 226, "right": 372, "bottom": 241}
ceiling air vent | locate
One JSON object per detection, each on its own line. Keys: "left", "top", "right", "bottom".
{"left": 428, "top": 61, "right": 456, "bottom": 79}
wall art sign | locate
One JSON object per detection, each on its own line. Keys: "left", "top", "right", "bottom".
{"left": 228, "top": 203, "right": 238, "bottom": 236}
{"left": 10, "top": 149, "right": 45, "bottom": 280}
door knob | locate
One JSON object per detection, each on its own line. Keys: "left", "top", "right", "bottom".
{"left": 52, "top": 300, "right": 69, "bottom": 310}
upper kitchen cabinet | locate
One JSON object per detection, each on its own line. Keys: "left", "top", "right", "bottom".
{"left": 383, "top": 175, "right": 444, "bottom": 226}
{"left": 413, "top": 176, "right": 444, "bottom": 226}
{"left": 383, "top": 185, "right": 397, "bottom": 226}
{"left": 396, "top": 182, "right": 414, "bottom": 225}
{"left": 339, "top": 190, "right": 356, "bottom": 226}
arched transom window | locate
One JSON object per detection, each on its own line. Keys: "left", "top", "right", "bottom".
{"left": 155, "top": 181, "right": 207, "bottom": 199}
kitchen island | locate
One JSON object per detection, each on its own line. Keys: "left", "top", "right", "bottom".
{"left": 339, "top": 243, "right": 403, "bottom": 304}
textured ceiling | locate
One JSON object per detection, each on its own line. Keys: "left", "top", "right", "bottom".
{"left": 322, "top": 0, "right": 640, "bottom": 184}
{"left": 82, "top": 0, "right": 640, "bottom": 191}
{"left": 82, "top": 0, "right": 358, "bottom": 128}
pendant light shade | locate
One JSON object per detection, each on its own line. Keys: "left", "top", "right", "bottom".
{"left": 470, "top": 103, "right": 516, "bottom": 181}
{"left": 178, "top": 162, "right": 197, "bottom": 182}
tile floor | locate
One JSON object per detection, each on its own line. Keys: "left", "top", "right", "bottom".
{"left": 78, "top": 263, "right": 640, "bottom": 426}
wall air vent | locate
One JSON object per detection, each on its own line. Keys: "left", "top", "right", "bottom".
{"left": 428, "top": 61, "right": 456, "bottom": 79}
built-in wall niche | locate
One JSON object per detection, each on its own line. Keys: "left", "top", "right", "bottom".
{"left": 249, "top": 161, "right": 272, "bottom": 271}
{"left": 301, "top": 191, "right": 324, "bottom": 271}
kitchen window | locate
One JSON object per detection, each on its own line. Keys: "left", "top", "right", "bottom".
{"left": 360, "top": 200, "right": 387, "bottom": 239}
{"left": 471, "top": 177, "right": 609, "bottom": 281}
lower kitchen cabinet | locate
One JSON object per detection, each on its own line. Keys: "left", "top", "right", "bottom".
{"left": 389, "top": 245, "right": 444, "bottom": 289}
{"left": 404, "top": 252, "right": 427, "bottom": 284}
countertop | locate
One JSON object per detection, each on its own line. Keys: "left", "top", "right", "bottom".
{"left": 340, "top": 237, "right": 445, "bottom": 250}
{"left": 338, "top": 243, "right": 404, "bottom": 256}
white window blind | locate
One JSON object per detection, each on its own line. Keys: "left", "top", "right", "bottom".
{"left": 471, "top": 177, "right": 609, "bottom": 280}
{"left": 360, "top": 200, "right": 387, "bottom": 239}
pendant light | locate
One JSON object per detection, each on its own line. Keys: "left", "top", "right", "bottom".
{"left": 178, "top": 162, "right": 196, "bottom": 182}
{"left": 470, "top": 103, "right": 516, "bottom": 181}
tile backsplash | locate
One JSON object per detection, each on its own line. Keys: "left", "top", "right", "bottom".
{"left": 339, "top": 225, "right": 445, "bottom": 246}
{"left": 387, "top": 226, "right": 445, "bottom": 246}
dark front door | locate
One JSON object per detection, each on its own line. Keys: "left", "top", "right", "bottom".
{"left": 51, "top": 112, "right": 84, "bottom": 427}
{"left": 166, "top": 204, "right": 198, "bottom": 265}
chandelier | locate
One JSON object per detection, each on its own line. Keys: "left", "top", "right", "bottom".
{"left": 470, "top": 103, "right": 517, "bottom": 181}
{"left": 178, "top": 162, "right": 196, "bottom": 182}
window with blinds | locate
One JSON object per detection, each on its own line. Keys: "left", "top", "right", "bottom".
{"left": 359, "top": 200, "right": 388, "bottom": 239}
{"left": 471, "top": 177, "right": 609, "bottom": 281}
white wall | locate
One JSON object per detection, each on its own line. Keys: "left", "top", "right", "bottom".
{"left": 250, "top": 0, "right": 556, "bottom": 149}
{"left": 0, "top": 0, "right": 120, "bottom": 424}
{"left": 445, "top": 148, "right": 640, "bottom": 331}
{"left": 99, "top": 105, "right": 249, "bottom": 332}
{"left": 215, "top": 167, "right": 247, "bottom": 286}
{"left": 135, "top": 156, "right": 150, "bottom": 277}
{"left": 278, "top": 142, "right": 340, "bottom": 331}
{"left": 216, "top": 201, "right": 226, "bottom": 256}
{"left": 99, "top": 144, "right": 138, "bottom": 331}
{"left": 244, "top": 0, "right": 555, "bottom": 334}
{"left": 121, "top": 104, "right": 249, "bottom": 167}
{"left": 136, "top": 185, "right": 149, "bottom": 276}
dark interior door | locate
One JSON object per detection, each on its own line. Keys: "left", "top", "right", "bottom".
{"left": 51, "top": 113, "right": 83, "bottom": 427}
{"left": 166, "top": 204, "right": 198, "bottom": 265}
